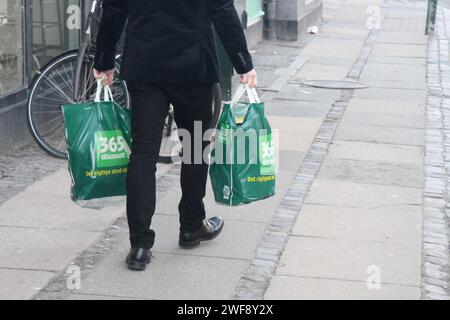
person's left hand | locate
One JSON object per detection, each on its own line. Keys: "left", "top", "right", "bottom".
{"left": 240, "top": 69, "right": 258, "bottom": 88}
{"left": 93, "top": 68, "right": 114, "bottom": 86}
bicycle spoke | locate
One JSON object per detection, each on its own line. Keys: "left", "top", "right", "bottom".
{"left": 43, "top": 76, "right": 74, "bottom": 103}
{"left": 59, "top": 60, "right": 76, "bottom": 93}
{"left": 44, "top": 120, "right": 65, "bottom": 141}
{"left": 35, "top": 114, "right": 63, "bottom": 131}
{"left": 55, "top": 67, "right": 72, "bottom": 91}
{"left": 32, "top": 110, "right": 62, "bottom": 114}
{"left": 34, "top": 94, "right": 66, "bottom": 105}
{"left": 81, "top": 63, "right": 96, "bottom": 101}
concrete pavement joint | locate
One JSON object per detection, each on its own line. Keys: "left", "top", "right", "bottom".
{"left": 274, "top": 273, "right": 422, "bottom": 289}
{"left": 232, "top": 2, "right": 389, "bottom": 300}
{"left": 422, "top": 8, "right": 450, "bottom": 300}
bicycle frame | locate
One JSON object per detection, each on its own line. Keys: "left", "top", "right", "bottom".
{"left": 72, "top": 0, "right": 102, "bottom": 101}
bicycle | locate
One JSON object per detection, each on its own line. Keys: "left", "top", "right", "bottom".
{"left": 27, "top": 0, "right": 128, "bottom": 159}
{"left": 27, "top": 0, "right": 222, "bottom": 160}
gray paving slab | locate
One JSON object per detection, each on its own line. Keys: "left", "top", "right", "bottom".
{"left": 0, "top": 171, "right": 123, "bottom": 231}
{"left": 335, "top": 123, "right": 425, "bottom": 147}
{"left": 376, "top": 31, "right": 428, "bottom": 45}
{"left": 267, "top": 116, "right": 323, "bottom": 152}
{"left": 360, "top": 66, "right": 426, "bottom": 90}
{"left": 328, "top": 140, "right": 423, "bottom": 164}
{"left": 264, "top": 100, "right": 330, "bottom": 118}
{"left": 371, "top": 43, "right": 427, "bottom": 58}
{"left": 346, "top": 98, "right": 425, "bottom": 115}
{"left": 294, "top": 63, "right": 349, "bottom": 81}
{"left": 361, "top": 75, "right": 426, "bottom": 90}
{"left": 353, "top": 87, "right": 427, "bottom": 102}
{"left": 73, "top": 241, "right": 248, "bottom": 300}
{"left": 278, "top": 150, "right": 305, "bottom": 172}
{"left": 276, "top": 84, "right": 342, "bottom": 103}
{"left": 363, "top": 62, "right": 426, "bottom": 76}
{"left": 317, "top": 24, "right": 370, "bottom": 41}
{"left": 267, "top": 116, "right": 324, "bottom": 134}
{"left": 301, "top": 39, "right": 363, "bottom": 60}
{"left": 150, "top": 214, "right": 266, "bottom": 260}
{"left": 275, "top": 236, "right": 421, "bottom": 286}
{"left": 340, "top": 111, "right": 425, "bottom": 129}
{"left": 305, "top": 179, "right": 422, "bottom": 208}
{"left": 304, "top": 55, "right": 356, "bottom": 68}
{"left": 265, "top": 275, "right": 420, "bottom": 300}
{"left": 0, "top": 226, "right": 102, "bottom": 271}
{"left": 292, "top": 204, "right": 422, "bottom": 244}
{"left": 318, "top": 157, "right": 423, "bottom": 188}
{"left": 367, "top": 55, "right": 427, "bottom": 65}
{"left": 254, "top": 67, "right": 280, "bottom": 89}
{"left": 0, "top": 268, "right": 56, "bottom": 300}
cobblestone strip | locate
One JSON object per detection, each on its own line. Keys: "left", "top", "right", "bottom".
{"left": 233, "top": 4, "right": 389, "bottom": 300}
{"left": 32, "top": 164, "right": 180, "bottom": 300}
{"left": 0, "top": 145, "right": 64, "bottom": 206}
{"left": 422, "top": 9, "right": 450, "bottom": 300}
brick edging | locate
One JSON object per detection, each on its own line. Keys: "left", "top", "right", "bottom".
{"left": 422, "top": 8, "right": 450, "bottom": 300}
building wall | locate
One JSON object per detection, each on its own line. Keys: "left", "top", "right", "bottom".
{"left": 275, "top": 0, "right": 323, "bottom": 41}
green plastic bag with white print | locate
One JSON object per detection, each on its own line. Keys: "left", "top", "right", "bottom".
{"left": 209, "top": 84, "right": 276, "bottom": 206}
{"left": 62, "top": 81, "right": 131, "bottom": 208}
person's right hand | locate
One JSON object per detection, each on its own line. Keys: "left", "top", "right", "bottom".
{"left": 240, "top": 69, "right": 258, "bottom": 88}
{"left": 93, "top": 68, "right": 114, "bottom": 86}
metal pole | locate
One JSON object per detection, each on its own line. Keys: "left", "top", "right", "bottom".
{"left": 426, "top": 0, "right": 438, "bottom": 34}
{"left": 263, "top": 0, "right": 277, "bottom": 40}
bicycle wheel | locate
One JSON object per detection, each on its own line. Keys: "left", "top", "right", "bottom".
{"left": 27, "top": 51, "right": 129, "bottom": 159}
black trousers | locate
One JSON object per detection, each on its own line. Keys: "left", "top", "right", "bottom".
{"left": 126, "top": 81, "right": 214, "bottom": 249}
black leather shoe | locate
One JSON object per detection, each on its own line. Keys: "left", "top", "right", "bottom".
{"left": 126, "top": 248, "right": 152, "bottom": 271}
{"left": 179, "top": 217, "right": 224, "bottom": 249}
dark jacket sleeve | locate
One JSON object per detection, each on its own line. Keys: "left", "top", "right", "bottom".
{"left": 207, "top": 0, "right": 254, "bottom": 75}
{"left": 93, "top": 0, "right": 128, "bottom": 71}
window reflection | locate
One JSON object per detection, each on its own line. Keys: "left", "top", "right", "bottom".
{"left": 0, "top": 0, "right": 24, "bottom": 96}
{"left": 32, "top": 0, "right": 81, "bottom": 73}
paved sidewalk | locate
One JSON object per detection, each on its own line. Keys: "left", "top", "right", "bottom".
{"left": 264, "top": 0, "right": 427, "bottom": 299}
{"left": 1, "top": 0, "right": 446, "bottom": 300}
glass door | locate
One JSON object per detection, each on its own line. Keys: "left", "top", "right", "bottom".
{"left": 31, "top": 0, "right": 81, "bottom": 74}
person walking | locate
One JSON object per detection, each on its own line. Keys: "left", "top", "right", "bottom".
{"left": 93, "top": 0, "right": 257, "bottom": 271}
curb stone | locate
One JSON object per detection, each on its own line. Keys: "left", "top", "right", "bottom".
{"left": 422, "top": 8, "right": 450, "bottom": 300}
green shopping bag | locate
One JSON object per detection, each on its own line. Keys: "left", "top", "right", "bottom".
{"left": 62, "top": 81, "right": 131, "bottom": 207}
{"left": 209, "top": 84, "right": 276, "bottom": 206}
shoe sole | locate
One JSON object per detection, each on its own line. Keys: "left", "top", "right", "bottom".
{"left": 126, "top": 258, "right": 151, "bottom": 271}
{"left": 179, "top": 221, "right": 224, "bottom": 249}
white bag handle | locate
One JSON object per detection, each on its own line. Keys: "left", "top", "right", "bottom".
{"left": 94, "top": 79, "right": 114, "bottom": 103}
{"left": 230, "top": 84, "right": 261, "bottom": 105}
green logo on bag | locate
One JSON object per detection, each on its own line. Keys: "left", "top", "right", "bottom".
{"left": 259, "top": 134, "right": 275, "bottom": 175}
{"left": 95, "top": 130, "right": 130, "bottom": 168}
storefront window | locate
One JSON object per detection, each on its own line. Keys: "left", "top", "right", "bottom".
{"left": 32, "top": 0, "right": 81, "bottom": 73}
{"left": 0, "top": 0, "right": 24, "bottom": 96}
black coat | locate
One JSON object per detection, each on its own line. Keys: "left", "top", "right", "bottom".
{"left": 94, "top": 0, "right": 254, "bottom": 84}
